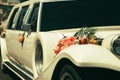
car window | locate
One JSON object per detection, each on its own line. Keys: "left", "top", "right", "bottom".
{"left": 40, "top": 1, "right": 120, "bottom": 31}
{"left": 40, "top": 1, "right": 84, "bottom": 31}
{"left": 28, "top": 4, "right": 39, "bottom": 32}
{"left": 15, "top": 6, "right": 29, "bottom": 30}
{"left": 7, "top": 8, "right": 19, "bottom": 29}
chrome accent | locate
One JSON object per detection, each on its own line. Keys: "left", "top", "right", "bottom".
{"left": 35, "top": 44, "right": 43, "bottom": 75}
{"left": 111, "top": 34, "right": 120, "bottom": 55}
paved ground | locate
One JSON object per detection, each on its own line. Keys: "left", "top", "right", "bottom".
{"left": 0, "top": 54, "right": 21, "bottom": 80}
{"left": 0, "top": 69, "right": 16, "bottom": 80}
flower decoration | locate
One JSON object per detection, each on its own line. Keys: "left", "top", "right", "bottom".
{"left": 18, "top": 33, "right": 25, "bottom": 43}
{"left": 54, "top": 36, "right": 77, "bottom": 54}
{"left": 54, "top": 27, "right": 98, "bottom": 54}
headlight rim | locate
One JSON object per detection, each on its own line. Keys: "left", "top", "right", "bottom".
{"left": 111, "top": 34, "right": 120, "bottom": 56}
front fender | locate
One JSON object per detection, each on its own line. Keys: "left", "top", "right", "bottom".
{"left": 35, "top": 44, "right": 120, "bottom": 80}
{"left": 59, "top": 44, "right": 120, "bottom": 71}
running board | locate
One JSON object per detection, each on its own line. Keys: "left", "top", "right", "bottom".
{"left": 3, "top": 62, "right": 33, "bottom": 80}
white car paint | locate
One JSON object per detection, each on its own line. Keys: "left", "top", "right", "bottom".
{"left": 1, "top": 0, "right": 120, "bottom": 80}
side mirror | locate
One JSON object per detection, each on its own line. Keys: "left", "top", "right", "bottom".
{"left": 21, "top": 23, "right": 31, "bottom": 31}
{"left": 21, "top": 24, "right": 32, "bottom": 37}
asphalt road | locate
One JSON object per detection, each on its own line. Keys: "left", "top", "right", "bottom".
{"left": 0, "top": 54, "right": 21, "bottom": 80}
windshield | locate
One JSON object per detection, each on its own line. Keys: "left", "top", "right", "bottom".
{"left": 40, "top": 0, "right": 120, "bottom": 31}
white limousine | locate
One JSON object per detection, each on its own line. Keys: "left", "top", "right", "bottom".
{"left": 1, "top": 0, "right": 120, "bottom": 80}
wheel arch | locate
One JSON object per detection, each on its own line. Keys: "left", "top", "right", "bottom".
{"left": 52, "top": 58, "right": 120, "bottom": 80}
{"left": 52, "top": 58, "right": 76, "bottom": 80}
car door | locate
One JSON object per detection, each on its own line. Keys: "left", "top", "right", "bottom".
{"left": 5, "top": 6, "right": 29, "bottom": 64}
{"left": 19, "top": 4, "right": 39, "bottom": 69}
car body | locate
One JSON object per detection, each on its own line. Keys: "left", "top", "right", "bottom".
{"left": 1, "top": 0, "right": 120, "bottom": 80}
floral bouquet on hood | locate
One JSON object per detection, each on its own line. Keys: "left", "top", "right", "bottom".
{"left": 54, "top": 27, "right": 98, "bottom": 54}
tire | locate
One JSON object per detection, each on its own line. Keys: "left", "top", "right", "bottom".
{"left": 58, "top": 65, "right": 82, "bottom": 80}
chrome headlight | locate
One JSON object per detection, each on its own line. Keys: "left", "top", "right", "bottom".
{"left": 102, "top": 34, "right": 120, "bottom": 55}
{"left": 111, "top": 35, "right": 120, "bottom": 55}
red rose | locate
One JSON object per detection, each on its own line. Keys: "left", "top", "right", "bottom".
{"left": 54, "top": 36, "right": 76, "bottom": 54}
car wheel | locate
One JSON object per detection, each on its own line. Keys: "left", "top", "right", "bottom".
{"left": 58, "top": 65, "right": 82, "bottom": 80}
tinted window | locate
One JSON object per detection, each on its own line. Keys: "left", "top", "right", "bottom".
{"left": 40, "top": 1, "right": 120, "bottom": 31}
{"left": 7, "top": 8, "right": 19, "bottom": 29}
{"left": 15, "top": 6, "right": 28, "bottom": 30}
{"left": 28, "top": 4, "right": 39, "bottom": 32}
{"left": 41, "top": 1, "right": 82, "bottom": 31}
